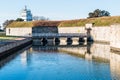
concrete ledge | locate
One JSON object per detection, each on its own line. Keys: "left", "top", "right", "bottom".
{"left": 0, "top": 38, "right": 32, "bottom": 60}
{"left": 94, "top": 40, "right": 110, "bottom": 44}
{"left": 110, "top": 47, "right": 120, "bottom": 53}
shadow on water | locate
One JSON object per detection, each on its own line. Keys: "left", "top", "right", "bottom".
{"left": 0, "top": 45, "right": 32, "bottom": 69}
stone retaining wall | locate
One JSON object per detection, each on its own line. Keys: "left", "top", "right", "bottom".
{"left": 58, "top": 27, "right": 85, "bottom": 33}
{"left": 6, "top": 23, "right": 120, "bottom": 51}
{"left": 110, "top": 24, "right": 120, "bottom": 51}
{"left": 0, "top": 38, "right": 32, "bottom": 59}
{"left": 91, "top": 26, "right": 110, "bottom": 43}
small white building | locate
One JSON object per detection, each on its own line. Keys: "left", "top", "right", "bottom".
{"left": 21, "top": 6, "right": 33, "bottom": 21}
{"left": 6, "top": 21, "right": 61, "bottom": 37}
{"left": 6, "top": 22, "right": 33, "bottom": 37}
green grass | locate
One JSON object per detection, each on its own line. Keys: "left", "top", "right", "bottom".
{"left": 7, "top": 21, "right": 33, "bottom": 28}
{"left": 0, "top": 32, "right": 18, "bottom": 40}
{"left": 0, "top": 32, "right": 6, "bottom": 37}
{"left": 59, "top": 16, "right": 120, "bottom": 27}
{"left": 0, "top": 36, "right": 18, "bottom": 40}
{"left": 7, "top": 16, "right": 120, "bottom": 28}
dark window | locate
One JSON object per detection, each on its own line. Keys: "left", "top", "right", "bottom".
{"left": 9, "top": 29, "right": 10, "bottom": 34}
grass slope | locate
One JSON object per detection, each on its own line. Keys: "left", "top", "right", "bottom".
{"left": 59, "top": 16, "right": 120, "bottom": 27}
{"left": 7, "top": 21, "right": 33, "bottom": 28}
{"left": 7, "top": 16, "right": 120, "bottom": 28}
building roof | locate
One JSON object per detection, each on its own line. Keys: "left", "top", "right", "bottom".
{"left": 7, "top": 21, "right": 61, "bottom": 28}
{"left": 7, "top": 21, "right": 33, "bottom": 28}
{"left": 33, "top": 21, "right": 61, "bottom": 27}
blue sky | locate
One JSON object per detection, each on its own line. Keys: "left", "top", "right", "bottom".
{"left": 0, "top": 0, "right": 120, "bottom": 25}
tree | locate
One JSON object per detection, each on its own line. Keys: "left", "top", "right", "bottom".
{"left": 16, "top": 18, "right": 24, "bottom": 21}
{"left": 3, "top": 20, "right": 14, "bottom": 30}
{"left": 88, "top": 9, "right": 110, "bottom": 18}
{"left": 88, "top": 12, "right": 94, "bottom": 18}
{"left": 94, "top": 9, "right": 101, "bottom": 17}
{"left": 101, "top": 10, "right": 110, "bottom": 16}
{"left": 33, "top": 16, "right": 49, "bottom": 21}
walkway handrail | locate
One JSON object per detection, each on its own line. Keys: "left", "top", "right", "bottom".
{"left": 32, "top": 33, "right": 87, "bottom": 37}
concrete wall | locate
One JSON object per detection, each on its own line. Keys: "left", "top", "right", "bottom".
{"left": 90, "top": 24, "right": 120, "bottom": 52}
{"left": 58, "top": 26, "right": 111, "bottom": 43}
{"left": 110, "top": 24, "right": 120, "bottom": 51}
{"left": 32, "top": 26, "right": 58, "bottom": 33}
{"left": 91, "top": 43, "right": 110, "bottom": 60}
{"left": 110, "top": 52, "right": 120, "bottom": 79}
{"left": 6, "top": 27, "right": 32, "bottom": 36}
{"left": 58, "top": 25, "right": 120, "bottom": 52}
{"left": 8, "top": 26, "right": 110, "bottom": 44}
{"left": 32, "top": 26, "right": 85, "bottom": 37}
{"left": 91, "top": 26, "right": 110, "bottom": 43}
{"left": 6, "top": 24, "right": 120, "bottom": 52}
{"left": 0, "top": 38, "right": 32, "bottom": 54}
{"left": 58, "top": 27, "right": 85, "bottom": 33}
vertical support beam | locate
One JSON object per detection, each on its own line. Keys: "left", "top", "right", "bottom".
{"left": 72, "top": 37, "right": 79, "bottom": 45}
{"left": 85, "top": 23, "right": 93, "bottom": 42}
{"left": 84, "top": 37, "right": 87, "bottom": 45}
{"left": 60, "top": 37, "right": 67, "bottom": 45}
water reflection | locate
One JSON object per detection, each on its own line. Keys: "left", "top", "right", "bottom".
{"left": 0, "top": 45, "right": 31, "bottom": 69}
{"left": 31, "top": 43, "right": 120, "bottom": 79}
{"left": 32, "top": 43, "right": 109, "bottom": 62}
{"left": 110, "top": 51, "right": 120, "bottom": 80}
{"left": 20, "top": 50, "right": 31, "bottom": 66}
{"left": 0, "top": 43, "right": 120, "bottom": 80}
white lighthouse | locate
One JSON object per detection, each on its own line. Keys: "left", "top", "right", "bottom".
{"left": 21, "top": 6, "right": 33, "bottom": 21}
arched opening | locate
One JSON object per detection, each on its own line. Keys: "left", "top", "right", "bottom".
{"left": 55, "top": 37, "right": 60, "bottom": 45}
{"left": 66, "top": 38, "right": 72, "bottom": 45}
{"left": 42, "top": 38, "right": 48, "bottom": 46}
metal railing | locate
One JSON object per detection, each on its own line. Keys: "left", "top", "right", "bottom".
{"left": 32, "top": 33, "right": 87, "bottom": 38}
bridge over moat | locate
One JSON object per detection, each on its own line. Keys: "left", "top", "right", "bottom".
{"left": 32, "top": 33, "right": 92, "bottom": 45}
{"left": 32, "top": 33, "right": 87, "bottom": 38}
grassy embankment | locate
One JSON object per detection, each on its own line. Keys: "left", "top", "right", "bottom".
{"left": 7, "top": 16, "right": 120, "bottom": 28}
{"left": 4, "top": 16, "right": 120, "bottom": 40}
{"left": 59, "top": 16, "right": 120, "bottom": 27}
{"left": 7, "top": 21, "right": 33, "bottom": 28}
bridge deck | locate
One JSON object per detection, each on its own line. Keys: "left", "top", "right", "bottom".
{"left": 32, "top": 33, "right": 87, "bottom": 38}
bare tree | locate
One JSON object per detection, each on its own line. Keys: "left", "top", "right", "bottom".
{"left": 33, "top": 16, "right": 49, "bottom": 21}
{"left": 3, "top": 20, "right": 14, "bottom": 30}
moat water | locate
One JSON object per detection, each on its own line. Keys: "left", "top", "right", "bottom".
{"left": 0, "top": 43, "right": 120, "bottom": 80}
